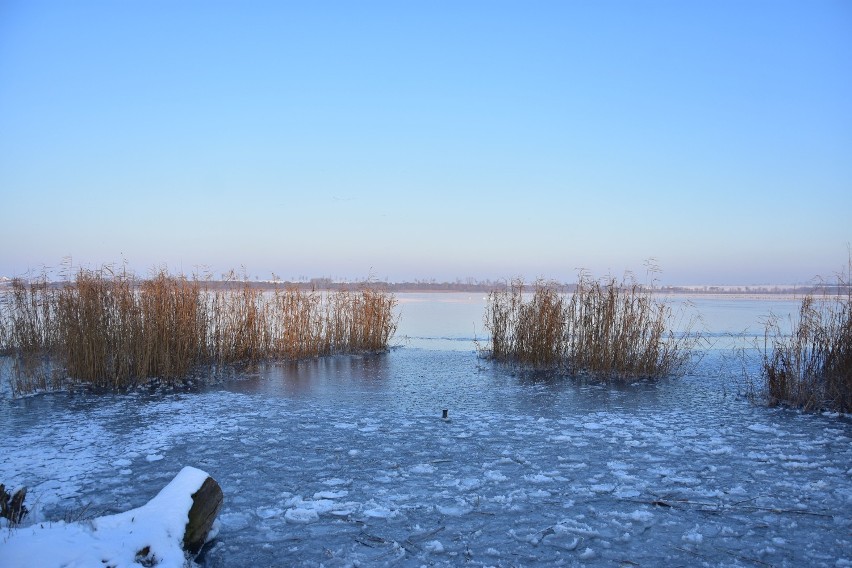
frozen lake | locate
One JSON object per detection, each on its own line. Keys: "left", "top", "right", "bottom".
{"left": 1, "top": 294, "right": 850, "bottom": 567}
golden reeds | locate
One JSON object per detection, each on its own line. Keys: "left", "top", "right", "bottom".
{"left": 208, "top": 272, "right": 269, "bottom": 366}
{"left": 762, "top": 260, "right": 851, "bottom": 412}
{"left": 2, "top": 276, "right": 61, "bottom": 391}
{"left": 140, "top": 273, "right": 207, "bottom": 379}
{"left": 6, "top": 277, "right": 57, "bottom": 357}
{"left": 270, "top": 285, "right": 325, "bottom": 359}
{"left": 1, "top": 267, "right": 397, "bottom": 394}
{"left": 484, "top": 273, "right": 699, "bottom": 379}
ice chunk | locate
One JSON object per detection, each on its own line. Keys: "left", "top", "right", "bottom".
{"left": 627, "top": 510, "right": 654, "bottom": 523}
{"left": 363, "top": 504, "right": 396, "bottom": 518}
{"left": 682, "top": 529, "right": 703, "bottom": 544}
{"left": 484, "top": 470, "right": 507, "bottom": 482}
{"left": 306, "top": 499, "right": 337, "bottom": 514}
{"left": 313, "top": 490, "right": 348, "bottom": 499}
{"left": 256, "top": 507, "right": 283, "bottom": 519}
{"left": 219, "top": 511, "right": 252, "bottom": 531}
{"left": 437, "top": 500, "right": 473, "bottom": 517}
{"left": 524, "top": 473, "right": 552, "bottom": 483}
{"left": 410, "top": 463, "right": 436, "bottom": 474}
{"left": 748, "top": 424, "right": 781, "bottom": 435}
{"left": 284, "top": 508, "right": 319, "bottom": 523}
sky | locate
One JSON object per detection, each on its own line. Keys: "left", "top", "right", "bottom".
{"left": 1, "top": 0, "right": 850, "bottom": 285}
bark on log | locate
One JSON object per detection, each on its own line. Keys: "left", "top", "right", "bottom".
{"left": 183, "top": 476, "right": 223, "bottom": 555}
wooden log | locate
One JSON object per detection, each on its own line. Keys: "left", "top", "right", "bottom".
{"left": 183, "top": 475, "right": 224, "bottom": 554}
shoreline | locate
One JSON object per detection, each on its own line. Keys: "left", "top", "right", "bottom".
{"left": 0, "top": 279, "right": 846, "bottom": 299}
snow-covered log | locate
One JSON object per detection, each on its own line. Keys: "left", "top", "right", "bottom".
{"left": 1, "top": 466, "right": 222, "bottom": 568}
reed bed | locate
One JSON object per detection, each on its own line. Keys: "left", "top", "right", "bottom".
{"left": 762, "top": 264, "right": 851, "bottom": 412}
{"left": 208, "top": 272, "right": 269, "bottom": 366}
{"left": 0, "top": 268, "right": 397, "bottom": 394}
{"left": 1, "top": 277, "right": 62, "bottom": 391}
{"left": 484, "top": 273, "right": 699, "bottom": 379}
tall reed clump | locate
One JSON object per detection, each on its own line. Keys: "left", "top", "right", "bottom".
{"left": 269, "top": 285, "right": 326, "bottom": 359}
{"left": 6, "top": 278, "right": 57, "bottom": 357}
{"left": 325, "top": 287, "right": 399, "bottom": 354}
{"left": 53, "top": 269, "right": 208, "bottom": 388}
{"left": 207, "top": 272, "right": 270, "bottom": 366}
{"left": 484, "top": 273, "right": 699, "bottom": 379}
{"left": 2, "top": 277, "right": 61, "bottom": 390}
{"left": 137, "top": 273, "right": 207, "bottom": 380}
{"left": 762, "top": 263, "right": 851, "bottom": 412}
{"left": 0, "top": 267, "right": 397, "bottom": 393}
{"left": 486, "top": 279, "right": 565, "bottom": 369}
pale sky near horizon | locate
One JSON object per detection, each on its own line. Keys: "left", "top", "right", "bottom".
{"left": 1, "top": 0, "right": 850, "bottom": 285}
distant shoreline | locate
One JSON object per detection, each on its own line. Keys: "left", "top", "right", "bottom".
{"left": 1, "top": 277, "right": 846, "bottom": 298}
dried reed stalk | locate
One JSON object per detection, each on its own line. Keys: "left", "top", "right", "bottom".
{"left": 762, "top": 259, "right": 852, "bottom": 412}
{"left": 1, "top": 267, "right": 397, "bottom": 393}
{"left": 2, "top": 276, "right": 60, "bottom": 391}
{"left": 270, "top": 285, "right": 325, "bottom": 359}
{"left": 484, "top": 273, "right": 698, "bottom": 379}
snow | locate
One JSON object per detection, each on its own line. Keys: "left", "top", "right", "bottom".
{"left": 1, "top": 466, "right": 209, "bottom": 568}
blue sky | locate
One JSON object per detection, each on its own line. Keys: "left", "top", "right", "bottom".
{"left": 1, "top": 0, "right": 850, "bottom": 284}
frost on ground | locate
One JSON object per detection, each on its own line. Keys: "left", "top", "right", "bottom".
{"left": 1, "top": 349, "right": 850, "bottom": 567}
